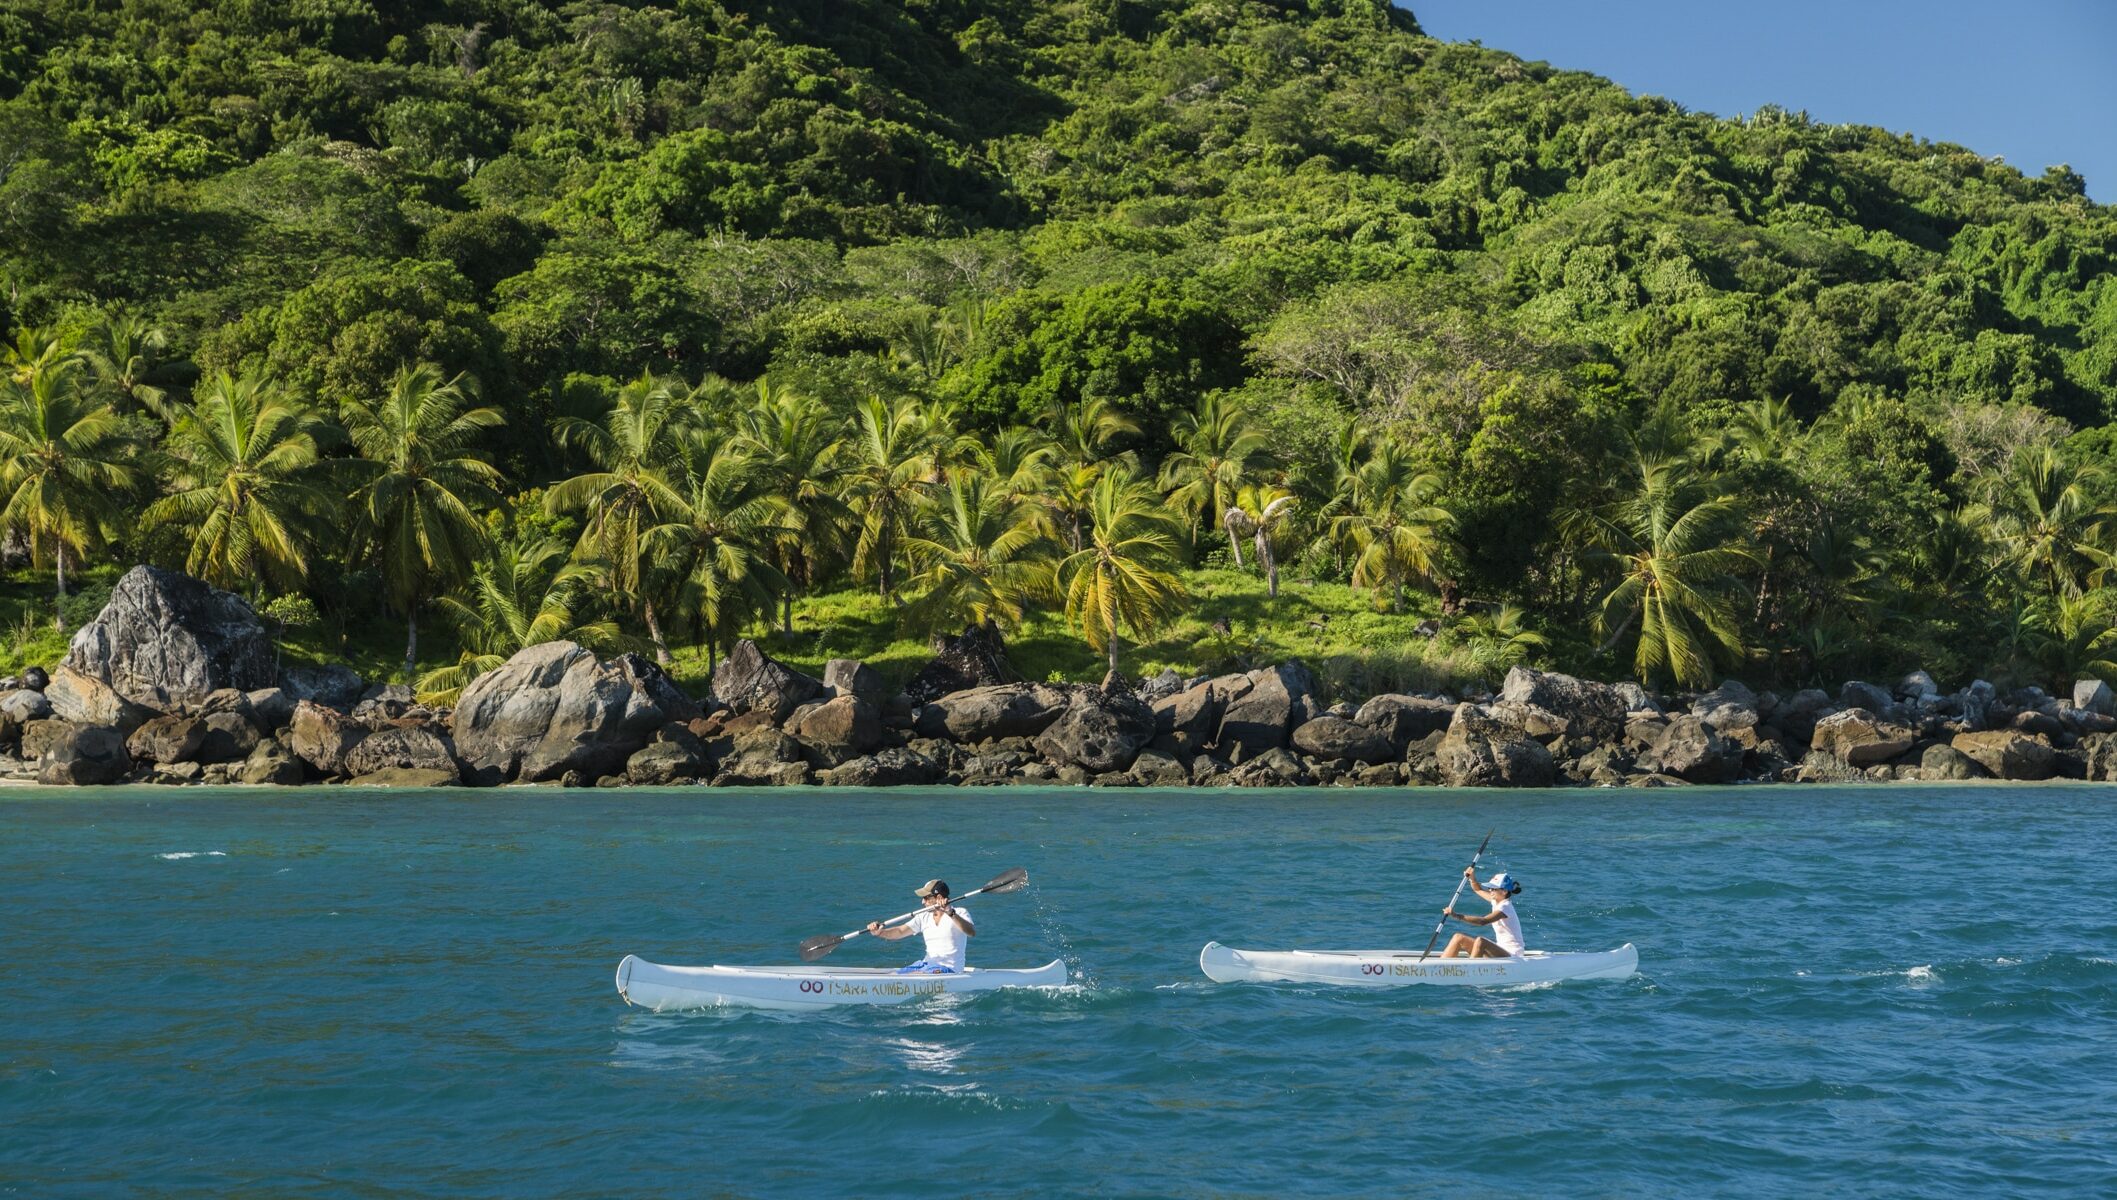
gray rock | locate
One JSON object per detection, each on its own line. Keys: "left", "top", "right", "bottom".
{"left": 2083, "top": 733, "right": 2117, "bottom": 782}
{"left": 1811, "top": 709, "right": 1916, "bottom": 767}
{"left": 903, "top": 623, "right": 1014, "bottom": 703}
{"left": 60, "top": 566, "right": 275, "bottom": 713}
{"left": 451, "top": 641, "right": 700, "bottom": 783}
{"left": 195, "top": 710, "right": 260, "bottom": 763}
{"left": 238, "top": 739, "right": 305, "bottom": 785}
{"left": 821, "top": 747, "right": 942, "bottom": 787}
{"left": 126, "top": 714, "right": 207, "bottom": 765}
{"left": 346, "top": 767, "right": 457, "bottom": 787}
{"left": 821, "top": 658, "right": 889, "bottom": 705}
{"left": 1129, "top": 748, "right": 1190, "bottom": 786}
{"left": 1229, "top": 747, "right": 1307, "bottom": 787}
{"left": 1898, "top": 670, "right": 1940, "bottom": 701}
{"left": 1352, "top": 694, "right": 1457, "bottom": 747}
{"left": 290, "top": 700, "right": 365, "bottom": 776}
{"left": 625, "top": 740, "right": 710, "bottom": 785}
{"left": 45, "top": 665, "right": 155, "bottom": 732}
{"left": 709, "top": 640, "right": 822, "bottom": 722}
{"left": 1138, "top": 667, "right": 1185, "bottom": 702}
{"left": 280, "top": 664, "right": 365, "bottom": 710}
{"left": 1436, "top": 704, "right": 1556, "bottom": 788}
{"left": 23, "top": 666, "right": 47, "bottom": 691}
{"left": 1291, "top": 716, "right": 1396, "bottom": 764}
{"left": 1773, "top": 689, "right": 1833, "bottom": 744}
{"left": 244, "top": 687, "right": 294, "bottom": 732}
{"left": 1153, "top": 676, "right": 1242, "bottom": 749}
{"left": 344, "top": 726, "right": 459, "bottom": 781}
{"left": 1216, "top": 663, "right": 1312, "bottom": 762}
{"left": 1499, "top": 667, "right": 1627, "bottom": 740}
{"left": 0, "top": 689, "right": 51, "bottom": 725}
{"left": 914, "top": 683, "right": 1070, "bottom": 743}
{"left": 788, "top": 695, "right": 882, "bottom": 768}
{"left": 1035, "top": 691, "right": 1156, "bottom": 774}
{"left": 1648, "top": 714, "right": 1743, "bottom": 783}
{"left": 1950, "top": 730, "right": 2055, "bottom": 781}
{"left": 1614, "top": 682, "right": 1663, "bottom": 714}
{"left": 20, "top": 719, "right": 71, "bottom": 764}
{"left": 1839, "top": 680, "right": 1895, "bottom": 715}
{"left": 2072, "top": 679, "right": 2114, "bottom": 716}
{"left": 1919, "top": 744, "right": 1985, "bottom": 781}
{"left": 36, "top": 724, "right": 132, "bottom": 785}
{"left": 1690, "top": 680, "right": 1760, "bottom": 731}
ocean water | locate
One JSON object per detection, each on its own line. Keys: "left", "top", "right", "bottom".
{"left": 3, "top": 785, "right": 2114, "bottom": 1198}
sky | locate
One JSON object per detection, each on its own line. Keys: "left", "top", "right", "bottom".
{"left": 1406, "top": 0, "right": 2117, "bottom": 203}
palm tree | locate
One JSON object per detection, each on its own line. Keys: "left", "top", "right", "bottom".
{"left": 143, "top": 370, "right": 336, "bottom": 595}
{"left": 546, "top": 373, "right": 694, "bottom": 661}
{"left": 1050, "top": 394, "right": 1137, "bottom": 473}
{"left": 0, "top": 364, "right": 138, "bottom": 622}
{"left": 1222, "top": 485, "right": 1298, "bottom": 597}
{"left": 78, "top": 315, "right": 171, "bottom": 418}
{"left": 415, "top": 538, "right": 621, "bottom": 706}
{"left": 1974, "top": 448, "right": 2108, "bottom": 598}
{"left": 646, "top": 435, "right": 790, "bottom": 673}
{"left": 1454, "top": 602, "right": 1550, "bottom": 676}
{"left": 1727, "top": 395, "right": 1804, "bottom": 464}
{"left": 902, "top": 473, "right": 1054, "bottom": 635}
{"left": 736, "top": 382, "right": 851, "bottom": 631}
{"left": 2, "top": 326, "right": 77, "bottom": 388}
{"left": 1158, "top": 394, "right": 1275, "bottom": 561}
{"left": 1055, "top": 467, "right": 1190, "bottom": 674}
{"left": 1330, "top": 441, "right": 1452, "bottom": 611}
{"left": 1577, "top": 461, "right": 1757, "bottom": 687}
{"left": 343, "top": 363, "right": 505, "bottom": 680}
{"left": 844, "top": 393, "right": 937, "bottom": 599}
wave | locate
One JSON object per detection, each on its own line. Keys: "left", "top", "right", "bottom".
{"left": 155, "top": 851, "right": 227, "bottom": 860}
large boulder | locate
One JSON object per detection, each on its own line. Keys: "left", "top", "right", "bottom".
{"left": 903, "top": 623, "right": 1014, "bottom": 703}
{"left": 1772, "top": 689, "right": 1833, "bottom": 744}
{"left": 625, "top": 735, "right": 711, "bottom": 785}
{"left": 1919, "top": 744, "right": 1986, "bottom": 781}
{"left": 2082, "top": 733, "right": 2117, "bottom": 782}
{"left": 45, "top": 665, "right": 154, "bottom": 732}
{"left": 1215, "top": 663, "right": 1313, "bottom": 762}
{"left": 1152, "top": 676, "right": 1245, "bottom": 751}
{"left": 126, "top": 715, "right": 208, "bottom": 765}
{"left": 37, "top": 724, "right": 132, "bottom": 786}
{"left": 244, "top": 687, "right": 295, "bottom": 733}
{"left": 1949, "top": 730, "right": 2055, "bottom": 781}
{"left": 290, "top": 700, "right": 364, "bottom": 776}
{"left": 913, "top": 683, "right": 1071, "bottom": 743}
{"left": 2072, "top": 679, "right": 2114, "bottom": 716}
{"left": 0, "top": 688, "right": 51, "bottom": 725}
{"left": 788, "top": 695, "right": 883, "bottom": 768}
{"left": 820, "top": 747, "right": 943, "bottom": 787}
{"left": 1352, "top": 694, "right": 1457, "bottom": 748}
{"left": 1690, "top": 680, "right": 1761, "bottom": 731}
{"left": 1646, "top": 714, "right": 1744, "bottom": 783}
{"left": 451, "top": 641, "right": 701, "bottom": 783}
{"left": 822, "top": 658, "right": 890, "bottom": 705}
{"left": 1291, "top": 716, "right": 1396, "bottom": 764}
{"left": 280, "top": 664, "right": 365, "bottom": 711}
{"left": 60, "top": 565, "right": 276, "bottom": 714}
{"left": 1499, "top": 667, "right": 1626, "bottom": 740}
{"left": 344, "top": 726, "right": 460, "bottom": 781}
{"left": 237, "top": 739, "right": 304, "bottom": 785}
{"left": 195, "top": 711, "right": 260, "bottom": 763}
{"left": 1810, "top": 708, "right": 1914, "bottom": 767}
{"left": 1035, "top": 690, "right": 1156, "bottom": 774}
{"left": 1436, "top": 704, "right": 1555, "bottom": 788}
{"left": 1839, "top": 680, "right": 1896, "bottom": 716}
{"left": 709, "top": 640, "right": 822, "bottom": 723}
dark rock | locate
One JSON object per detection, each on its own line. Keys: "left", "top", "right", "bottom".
{"left": 821, "top": 747, "right": 942, "bottom": 787}
{"left": 0, "top": 689, "right": 52, "bottom": 725}
{"left": 709, "top": 640, "right": 823, "bottom": 723}
{"left": 1139, "top": 667, "right": 1184, "bottom": 702}
{"left": 150, "top": 760, "right": 202, "bottom": 785}
{"left": 1647, "top": 714, "right": 1743, "bottom": 784}
{"left": 196, "top": 711, "right": 261, "bottom": 763}
{"left": 1291, "top": 716, "right": 1396, "bottom": 764}
{"left": 2082, "top": 733, "right": 2117, "bottom": 782}
{"left": 915, "top": 683, "right": 1071, "bottom": 742}
{"left": 1614, "top": 682, "right": 1663, "bottom": 714}
{"left": 1216, "top": 663, "right": 1312, "bottom": 762}
{"left": 626, "top": 740, "right": 710, "bottom": 785}
{"left": 1898, "top": 671, "right": 1940, "bottom": 702}
{"left": 345, "top": 726, "right": 459, "bottom": 781}
{"left": 347, "top": 767, "right": 457, "bottom": 787}
{"left": 1153, "top": 676, "right": 1240, "bottom": 750}
{"left": 23, "top": 666, "right": 47, "bottom": 691}
{"left": 1949, "top": 730, "right": 2055, "bottom": 781}
{"left": 1811, "top": 709, "right": 1915, "bottom": 767}
{"left": 36, "top": 724, "right": 132, "bottom": 786}
{"left": 1956, "top": 680, "right": 1998, "bottom": 731}
{"left": 290, "top": 701, "right": 365, "bottom": 776}
{"left": 1840, "top": 680, "right": 1896, "bottom": 715}
{"left": 1499, "top": 667, "right": 1626, "bottom": 740}
{"left": 126, "top": 714, "right": 208, "bottom": 765}
{"left": 244, "top": 688, "right": 294, "bottom": 732}
{"left": 238, "top": 739, "right": 304, "bottom": 785}
{"left": 789, "top": 695, "right": 883, "bottom": 767}
{"left": 1772, "top": 689, "right": 1833, "bottom": 743}
{"left": 1349, "top": 762, "right": 1404, "bottom": 786}
{"left": 59, "top": 566, "right": 276, "bottom": 714}
{"left": 1436, "top": 704, "right": 1555, "bottom": 787}
{"left": 21, "top": 719, "right": 71, "bottom": 764}
{"left": 452, "top": 641, "right": 700, "bottom": 783}
{"left": 1129, "top": 748, "right": 1189, "bottom": 786}
{"left": 1919, "top": 744, "right": 1985, "bottom": 781}
{"left": 1352, "top": 694, "right": 1457, "bottom": 747}
{"left": 903, "top": 623, "right": 1014, "bottom": 703}
{"left": 822, "top": 658, "right": 889, "bottom": 705}
{"left": 280, "top": 664, "right": 366, "bottom": 710}
{"left": 1035, "top": 690, "right": 1156, "bottom": 773}
{"left": 2011, "top": 709, "right": 2065, "bottom": 738}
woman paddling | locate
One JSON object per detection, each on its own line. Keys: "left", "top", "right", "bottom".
{"left": 1439, "top": 869, "right": 1524, "bottom": 959}
{"left": 867, "top": 878, "right": 975, "bottom": 974}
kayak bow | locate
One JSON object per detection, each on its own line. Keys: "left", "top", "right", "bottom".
{"left": 615, "top": 955, "right": 1068, "bottom": 1011}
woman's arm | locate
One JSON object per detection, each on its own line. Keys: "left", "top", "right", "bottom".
{"left": 1444, "top": 906, "right": 1501, "bottom": 927}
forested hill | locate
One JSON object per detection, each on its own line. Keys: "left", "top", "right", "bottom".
{"left": 2, "top": 0, "right": 2116, "bottom": 690}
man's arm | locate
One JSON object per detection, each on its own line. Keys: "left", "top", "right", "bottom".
{"left": 949, "top": 908, "right": 974, "bottom": 937}
{"left": 867, "top": 918, "right": 916, "bottom": 939}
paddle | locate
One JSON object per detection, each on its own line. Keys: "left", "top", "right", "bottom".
{"left": 797, "top": 867, "right": 1029, "bottom": 961}
{"left": 1418, "top": 829, "right": 1494, "bottom": 961}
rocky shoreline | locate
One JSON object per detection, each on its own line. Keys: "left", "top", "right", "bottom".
{"left": 9, "top": 565, "right": 2117, "bottom": 790}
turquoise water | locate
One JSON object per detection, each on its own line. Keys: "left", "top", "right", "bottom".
{"left": 4, "top": 786, "right": 2114, "bottom": 1198}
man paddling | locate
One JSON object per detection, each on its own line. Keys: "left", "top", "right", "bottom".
{"left": 1439, "top": 869, "right": 1524, "bottom": 959}
{"left": 868, "top": 879, "right": 974, "bottom": 974}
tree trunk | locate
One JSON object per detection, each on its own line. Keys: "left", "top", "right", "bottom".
{"left": 781, "top": 593, "right": 792, "bottom": 634}
{"left": 53, "top": 543, "right": 68, "bottom": 631}
{"left": 1106, "top": 628, "right": 1121, "bottom": 674}
{"left": 403, "top": 603, "right": 418, "bottom": 681}
{"left": 1226, "top": 524, "right": 1244, "bottom": 569}
{"left": 643, "top": 598, "right": 672, "bottom": 665}
{"left": 1257, "top": 531, "right": 1278, "bottom": 598}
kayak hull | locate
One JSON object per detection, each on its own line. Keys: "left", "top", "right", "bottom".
{"left": 1198, "top": 941, "right": 1638, "bottom": 987}
{"left": 615, "top": 955, "right": 1069, "bottom": 1011}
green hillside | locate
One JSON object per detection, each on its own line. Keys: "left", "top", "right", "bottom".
{"left": 1, "top": 0, "right": 2114, "bottom": 695}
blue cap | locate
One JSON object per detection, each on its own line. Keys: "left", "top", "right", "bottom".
{"left": 1482, "top": 872, "right": 1519, "bottom": 894}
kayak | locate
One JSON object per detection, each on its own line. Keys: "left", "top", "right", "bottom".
{"left": 1198, "top": 941, "right": 1638, "bottom": 987}
{"left": 614, "top": 955, "right": 1069, "bottom": 1011}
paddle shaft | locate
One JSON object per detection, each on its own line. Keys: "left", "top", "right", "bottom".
{"left": 1418, "top": 830, "right": 1494, "bottom": 960}
{"left": 812, "top": 870, "right": 1023, "bottom": 955}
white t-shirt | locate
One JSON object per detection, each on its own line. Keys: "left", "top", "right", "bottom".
{"left": 1489, "top": 899, "right": 1524, "bottom": 956}
{"left": 909, "top": 906, "right": 973, "bottom": 970}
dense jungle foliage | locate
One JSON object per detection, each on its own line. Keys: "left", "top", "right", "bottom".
{"left": 2, "top": 0, "right": 2116, "bottom": 698}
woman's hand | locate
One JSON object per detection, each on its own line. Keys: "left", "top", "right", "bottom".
{"left": 866, "top": 920, "right": 884, "bottom": 935}
{"left": 1463, "top": 866, "right": 1476, "bottom": 880}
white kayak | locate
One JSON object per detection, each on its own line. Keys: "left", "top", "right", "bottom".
{"left": 615, "top": 954, "right": 1069, "bottom": 1011}
{"left": 1199, "top": 941, "right": 1638, "bottom": 987}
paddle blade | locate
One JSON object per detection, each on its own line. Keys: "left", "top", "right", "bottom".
{"left": 798, "top": 933, "right": 845, "bottom": 962}
{"left": 980, "top": 867, "right": 1029, "bottom": 895}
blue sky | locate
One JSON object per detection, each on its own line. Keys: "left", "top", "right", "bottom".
{"left": 1407, "top": 1, "right": 2117, "bottom": 202}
